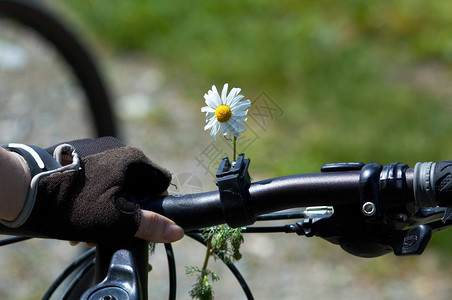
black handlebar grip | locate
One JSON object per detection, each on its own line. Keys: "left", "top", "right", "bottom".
{"left": 433, "top": 161, "right": 452, "bottom": 207}
{"left": 415, "top": 161, "right": 452, "bottom": 208}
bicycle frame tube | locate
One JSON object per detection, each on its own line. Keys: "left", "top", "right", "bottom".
{"left": 95, "top": 239, "right": 149, "bottom": 294}
{"left": 77, "top": 239, "right": 150, "bottom": 300}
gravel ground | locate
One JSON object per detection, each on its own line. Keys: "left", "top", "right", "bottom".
{"left": 1, "top": 4, "right": 452, "bottom": 300}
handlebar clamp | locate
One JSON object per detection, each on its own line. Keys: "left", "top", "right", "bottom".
{"left": 359, "top": 162, "right": 383, "bottom": 220}
{"left": 216, "top": 154, "right": 255, "bottom": 228}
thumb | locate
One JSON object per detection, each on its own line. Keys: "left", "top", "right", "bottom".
{"left": 135, "top": 210, "right": 184, "bottom": 243}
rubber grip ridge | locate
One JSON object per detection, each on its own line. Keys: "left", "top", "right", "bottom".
{"left": 433, "top": 161, "right": 452, "bottom": 207}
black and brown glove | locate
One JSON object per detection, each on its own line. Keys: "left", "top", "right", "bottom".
{"left": 1, "top": 137, "right": 172, "bottom": 246}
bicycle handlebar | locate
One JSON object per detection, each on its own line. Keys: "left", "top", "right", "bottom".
{"left": 138, "top": 157, "right": 452, "bottom": 259}
{"left": 144, "top": 160, "right": 452, "bottom": 231}
{"left": 143, "top": 170, "right": 363, "bottom": 231}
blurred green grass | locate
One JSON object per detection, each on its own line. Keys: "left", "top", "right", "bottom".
{"left": 58, "top": 0, "right": 452, "bottom": 253}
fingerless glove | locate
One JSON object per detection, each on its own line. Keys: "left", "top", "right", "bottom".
{"left": 1, "top": 137, "right": 171, "bottom": 246}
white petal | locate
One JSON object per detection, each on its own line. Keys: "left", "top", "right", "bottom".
{"left": 204, "top": 92, "right": 218, "bottom": 108}
{"left": 226, "top": 87, "right": 239, "bottom": 105}
{"left": 226, "top": 122, "right": 241, "bottom": 137}
{"left": 204, "top": 117, "right": 217, "bottom": 130}
{"left": 231, "top": 115, "right": 247, "bottom": 122}
{"left": 210, "top": 85, "right": 221, "bottom": 106}
{"left": 210, "top": 122, "right": 220, "bottom": 138}
{"left": 229, "top": 118, "right": 247, "bottom": 132}
{"left": 232, "top": 109, "right": 248, "bottom": 117}
{"left": 211, "top": 90, "right": 222, "bottom": 107}
{"left": 220, "top": 122, "right": 229, "bottom": 135}
{"left": 237, "top": 99, "right": 251, "bottom": 107}
{"left": 229, "top": 94, "right": 245, "bottom": 107}
{"left": 205, "top": 114, "right": 215, "bottom": 122}
{"left": 221, "top": 83, "right": 228, "bottom": 104}
{"left": 231, "top": 100, "right": 251, "bottom": 112}
{"left": 201, "top": 106, "right": 215, "bottom": 113}
{"left": 205, "top": 112, "right": 215, "bottom": 119}
{"left": 211, "top": 85, "right": 219, "bottom": 95}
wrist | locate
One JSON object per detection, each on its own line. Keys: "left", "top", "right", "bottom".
{"left": 0, "top": 147, "right": 31, "bottom": 221}
{"left": 0, "top": 143, "right": 80, "bottom": 228}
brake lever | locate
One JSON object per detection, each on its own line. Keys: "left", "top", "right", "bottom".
{"left": 421, "top": 207, "right": 452, "bottom": 233}
{"left": 408, "top": 207, "right": 446, "bottom": 226}
{"left": 442, "top": 207, "right": 452, "bottom": 224}
{"left": 291, "top": 204, "right": 437, "bottom": 257}
{"left": 409, "top": 207, "right": 452, "bottom": 233}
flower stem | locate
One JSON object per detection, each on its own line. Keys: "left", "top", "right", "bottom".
{"left": 233, "top": 136, "right": 237, "bottom": 161}
{"left": 202, "top": 235, "right": 213, "bottom": 272}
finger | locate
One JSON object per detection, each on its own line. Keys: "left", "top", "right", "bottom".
{"left": 69, "top": 241, "right": 95, "bottom": 248}
{"left": 135, "top": 210, "right": 184, "bottom": 243}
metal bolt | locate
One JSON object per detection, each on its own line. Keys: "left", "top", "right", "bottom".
{"left": 362, "top": 202, "right": 376, "bottom": 216}
{"left": 395, "top": 213, "right": 408, "bottom": 222}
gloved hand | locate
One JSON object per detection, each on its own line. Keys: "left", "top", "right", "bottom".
{"left": 1, "top": 137, "right": 184, "bottom": 246}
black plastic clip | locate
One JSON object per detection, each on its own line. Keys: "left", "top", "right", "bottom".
{"left": 216, "top": 154, "right": 254, "bottom": 228}
{"left": 321, "top": 162, "right": 365, "bottom": 172}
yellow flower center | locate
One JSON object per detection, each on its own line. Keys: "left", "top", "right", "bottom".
{"left": 215, "top": 105, "right": 232, "bottom": 123}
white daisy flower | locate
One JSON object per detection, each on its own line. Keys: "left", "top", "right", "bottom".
{"left": 201, "top": 83, "right": 251, "bottom": 140}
